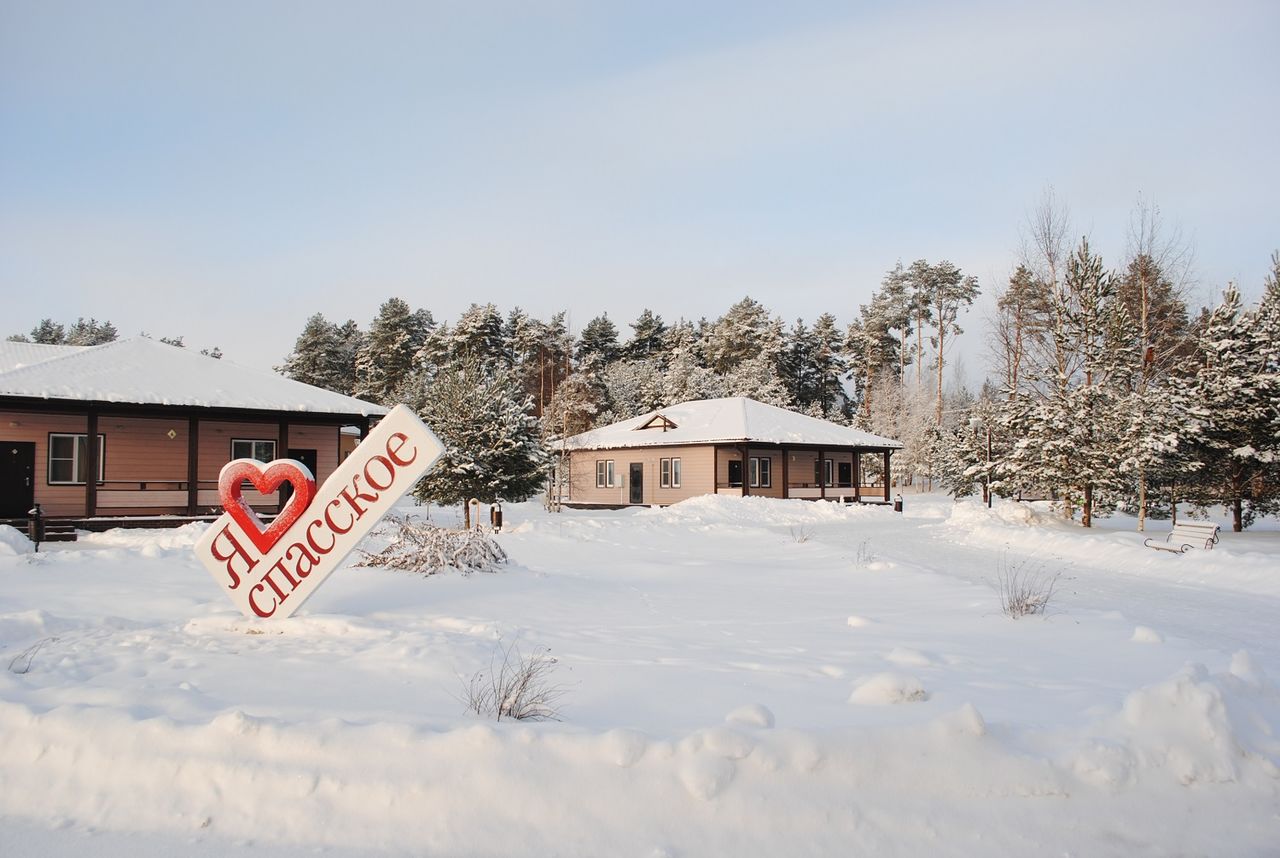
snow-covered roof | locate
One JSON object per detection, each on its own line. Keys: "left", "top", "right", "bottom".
{"left": 0, "top": 341, "right": 85, "bottom": 373}
{"left": 0, "top": 337, "right": 387, "bottom": 416}
{"left": 563, "top": 397, "right": 902, "bottom": 451}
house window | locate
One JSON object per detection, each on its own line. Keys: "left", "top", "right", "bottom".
{"left": 750, "top": 456, "right": 771, "bottom": 488}
{"left": 232, "top": 439, "right": 277, "bottom": 462}
{"left": 814, "top": 458, "right": 833, "bottom": 486}
{"left": 596, "top": 459, "right": 616, "bottom": 488}
{"left": 660, "top": 457, "right": 681, "bottom": 488}
{"left": 48, "top": 434, "right": 105, "bottom": 485}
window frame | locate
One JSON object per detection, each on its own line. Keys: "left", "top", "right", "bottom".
{"left": 660, "top": 457, "right": 681, "bottom": 488}
{"left": 750, "top": 456, "right": 771, "bottom": 488}
{"left": 596, "top": 459, "right": 616, "bottom": 488}
{"left": 47, "top": 433, "right": 105, "bottom": 485}
{"left": 231, "top": 438, "right": 277, "bottom": 463}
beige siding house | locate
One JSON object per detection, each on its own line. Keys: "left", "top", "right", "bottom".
{"left": 557, "top": 397, "right": 902, "bottom": 507}
{"left": 0, "top": 338, "right": 385, "bottom": 525}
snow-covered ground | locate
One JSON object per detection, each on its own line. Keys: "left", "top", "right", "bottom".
{"left": 1, "top": 494, "right": 1277, "bottom": 856}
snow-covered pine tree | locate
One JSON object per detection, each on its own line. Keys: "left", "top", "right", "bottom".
{"left": 65, "top": 318, "right": 119, "bottom": 345}
{"left": 810, "top": 313, "right": 848, "bottom": 418}
{"left": 449, "top": 303, "right": 504, "bottom": 367}
{"left": 662, "top": 320, "right": 722, "bottom": 405}
{"left": 576, "top": 313, "right": 621, "bottom": 369}
{"left": 781, "top": 319, "right": 818, "bottom": 407}
{"left": 847, "top": 274, "right": 908, "bottom": 421}
{"left": 701, "top": 297, "right": 774, "bottom": 375}
{"left": 905, "top": 260, "right": 936, "bottom": 389}
{"left": 723, "top": 354, "right": 792, "bottom": 407}
{"left": 407, "top": 356, "right": 547, "bottom": 511}
{"left": 1182, "top": 276, "right": 1280, "bottom": 530}
{"left": 278, "top": 313, "right": 342, "bottom": 390}
{"left": 624, "top": 309, "right": 668, "bottom": 363}
{"left": 353, "top": 298, "right": 433, "bottom": 405}
{"left": 598, "top": 359, "right": 665, "bottom": 423}
{"left": 920, "top": 261, "right": 980, "bottom": 424}
{"left": 1001, "top": 239, "right": 1134, "bottom": 525}
{"left": 28, "top": 318, "right": 65, "bottom": 344}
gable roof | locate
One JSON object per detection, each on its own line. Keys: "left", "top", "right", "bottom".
{"left": 0, "top": 337, "right": 387, "bottom": 417}
{"left": 562, "top": 397, "right": 902, "bottom": 451}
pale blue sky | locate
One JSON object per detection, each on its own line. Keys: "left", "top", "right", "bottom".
{"left": 2, "top": 0, "right": 1277, "bottom": 377}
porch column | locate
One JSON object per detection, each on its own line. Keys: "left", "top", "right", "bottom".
{"left": 278, "top": 419, "right": 290, "bottom": 511}
{"left": 853, "top": 449, "right": 861, "bottom": 503}
{"left": 359, "top": 417, "right": 370, "bottom": 440}
{"left": 714, "top": 446, "right": 720, "bottom": 494}
{"left": 883, "top": 450, "right": 891, "bottom": 502}
{"left": 818, "top": 447, "right": 825, "bottom": 500}
{"left": 85, "top": 408, "right": 99, "bottom": 517}
{"left": 781, "top": 447, "right": 789, "bottom": 499}
{"left": 741, "top": 444, "right": 750, "bottom": 496}
{"left": 187, "top": 415, "right": 200, "bottom": 515}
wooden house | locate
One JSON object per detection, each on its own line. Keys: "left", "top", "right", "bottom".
{"left": 0, "top": 338, "right": 385, "bottom": 526}
{"left": 556, "top": 397, "right": 901, "bottom": 507}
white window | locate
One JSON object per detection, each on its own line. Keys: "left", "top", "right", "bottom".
{"left": 232, "top": 439, "right": 277, "bottom": 462}
{"left": 660, "top": 457, "right": 681, "bottom": 488}
{"left": 750, "top": 456, "right": 771, "bottom": 488}
{"left": 48, "top": 434, "right": 105, "bottom": 485}
{"left": 596, "top": 459, "right": 616, "bottom": 488}
{"left": 814, "top": 458, "right": 834, "bottom": 486}
{"left": 670, "top": 457, "right": 681, "bottom": 488}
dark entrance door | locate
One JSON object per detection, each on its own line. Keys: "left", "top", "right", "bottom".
{"left": 838, "top": 461, "right": 852, "bottom": 488}
{"left": 282, "top": 448, "right": 318, "bottom": 505}
{"left": 1, "top": 442, "right": 36, "bottom": 518}
{"left": 629, "top": 463, "right": 643, "bottom": 504}
{"left": 727, "top": 459, "right": 743, "bottom": 488}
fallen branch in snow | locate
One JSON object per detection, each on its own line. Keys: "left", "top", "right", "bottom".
{"left": 357, "top": 515, "right": 507, "bottom": 575}
{"left": 8, "top": 637, "right": 57, "bottom": 675}
{"left": 462, "top": 639, "right": 566, "bottom": 722}
{"left": 996, "top": 554, "right": 1060, "bottom": 618}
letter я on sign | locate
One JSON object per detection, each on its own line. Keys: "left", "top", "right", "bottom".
{"left": 194, "top": 404, "right": 445, "bottom": 619}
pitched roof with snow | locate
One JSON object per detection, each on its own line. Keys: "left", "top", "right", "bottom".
{"left": 0, "top": 337, "right": 387, "bottom": 417}
{"left": 562, "top": 397, "right": 902, "bottom": 451}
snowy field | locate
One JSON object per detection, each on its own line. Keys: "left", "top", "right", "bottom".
{"left": 1, "top": 494, "right": 1278, "bottom": 857}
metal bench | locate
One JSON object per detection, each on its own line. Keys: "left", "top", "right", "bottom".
{"left": 1144, "top": 521, "right": 1221, "bottom": 553}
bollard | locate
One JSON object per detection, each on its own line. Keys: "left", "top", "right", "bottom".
{"left": 490, "top": 502, "right": 503, "bottom": 532}
{"left": 27, "top": 504, "right": 44, "bottom": 552}
{"left": 893, "top": 494, "right": 903, "bottom": 514}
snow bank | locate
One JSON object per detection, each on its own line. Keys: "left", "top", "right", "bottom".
{"left": 1, "top": 662, "right": 1276, "bottom": 855}
{"left": 0, "top": 525, "right": 33, "bottom": 556}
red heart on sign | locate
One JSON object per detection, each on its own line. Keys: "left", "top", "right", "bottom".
{"left": 218, "top": 459, "right": 317, "bottom": 554}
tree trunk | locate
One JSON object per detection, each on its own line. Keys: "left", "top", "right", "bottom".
{"left": 1233, "top": 497, "right": 1243, "bottom": 533}
{"left": 935, "top": 325, "right": 945, "bottom": 425}
{"left": 1082, "top": 483, "right": 1093, "bottom": 527}
{"left": 1136, "top": 466, "right": 1147, "bottom": 532}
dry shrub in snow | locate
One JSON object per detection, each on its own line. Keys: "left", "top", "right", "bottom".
{"left": 463, "top": 639, "right": 565, "bottom": 722}
{"left": 789, "top": 525, "right": 812, "bottom": 543}
{"left": 997, "top": 553, "right": 1060, "bottom": 618}
{"left": 357, "top": 516, "right": 507, "bottom": 575}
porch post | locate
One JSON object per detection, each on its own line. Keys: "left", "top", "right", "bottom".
{"left": 278, "top": 419, "right": 290, "bottom": 511}
{"left": 359, "top": 417, "right": 370, "bottom": 440}
{"left": 85, "top": 408, "right": 99, "bottom": 517}
{"left": 853, "top": 449, "right": 861, "bottom": 503}
{"left": 713, "top": 446, "right": 719, "bottom": 494}
{"left": 883, "top": 450, "right": 891, "bottom": 502}
{"left": 781, "top": 446, "right": 789, "bottom": 499}
{"left": 818, "top": 447, "right": 825, "bottom": 500}
{"left": 741, "top": 444, "right": 750, "bottom": 496}
{"left": 187, "top": 414, "right": 200, "bottom": 515}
